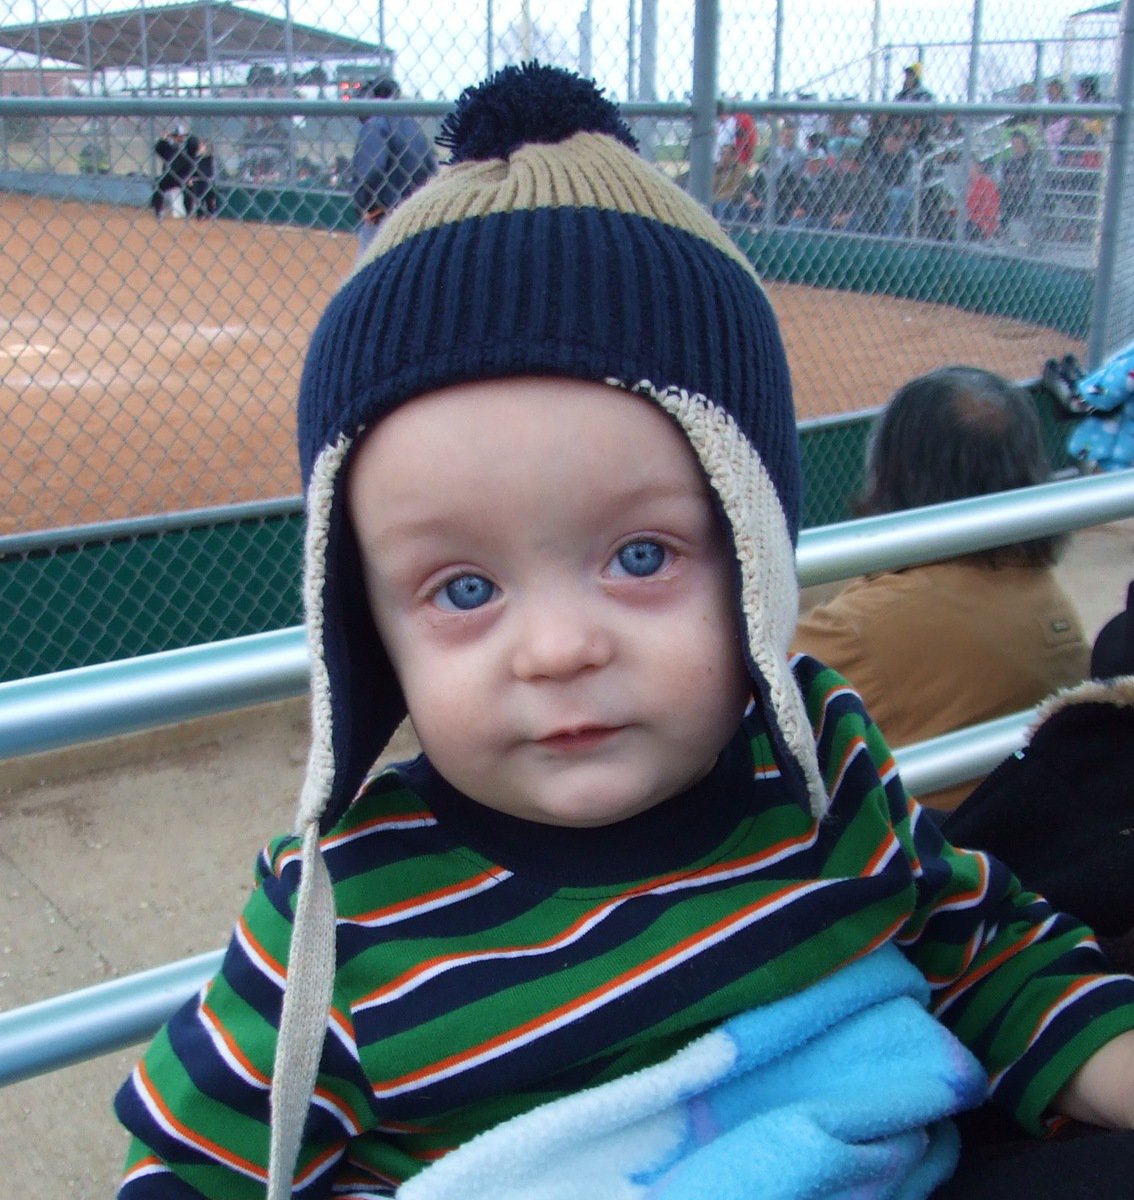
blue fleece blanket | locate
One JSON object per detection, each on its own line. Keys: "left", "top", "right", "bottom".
{"left": 397, "top": 945, "right": 987, "bottom": 1200}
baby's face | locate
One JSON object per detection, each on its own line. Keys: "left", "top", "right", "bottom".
{"left": 347, "top": 376, "right": 751, "bottom": 827}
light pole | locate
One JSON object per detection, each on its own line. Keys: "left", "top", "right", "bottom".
{"left": 870, "top": 0, "right": 882, "bottom": 102}
{"left": 578, "top": 0, "right": 593, "bottom": 78}
{"left": 639, "top": 0, "right": 658, "bottom": 159}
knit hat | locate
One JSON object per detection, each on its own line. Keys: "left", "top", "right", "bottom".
{"left": 272, "top": 62, "right": 822, "bottom": 1197}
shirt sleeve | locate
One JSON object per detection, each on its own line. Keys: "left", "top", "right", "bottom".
{"left": 114, "top": 838, "right": 380, "bottom": 1199}
{"left": 800, "top": 653, "right": 1134, "bottom": 1135}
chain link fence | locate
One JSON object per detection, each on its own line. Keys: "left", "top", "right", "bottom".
{"left": 1, "top": 0, "right": 1131, "bottom": 681}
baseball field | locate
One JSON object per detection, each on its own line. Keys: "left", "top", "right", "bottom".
{"left": 1, "top": 194, "right": 1085, "bottom": 535}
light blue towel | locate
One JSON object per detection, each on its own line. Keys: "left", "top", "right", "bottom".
{"left": 397, "top": 945, "right": 987, "bottom": 1200}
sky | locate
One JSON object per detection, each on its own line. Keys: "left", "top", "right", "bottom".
{"left": 0, "top": 0, "right": 1120, "bottom": 102}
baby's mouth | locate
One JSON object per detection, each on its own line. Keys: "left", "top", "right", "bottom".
{"left": 536, "top": 725, "right": 624, "bottom": 752}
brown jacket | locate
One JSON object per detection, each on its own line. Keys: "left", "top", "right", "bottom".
{"left": 792, "top": 560, "right": 1090, "bottom": 810}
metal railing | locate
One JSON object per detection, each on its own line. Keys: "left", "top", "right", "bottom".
{"left": 2, "top": 467, "right": 1133, "bottom": 1089}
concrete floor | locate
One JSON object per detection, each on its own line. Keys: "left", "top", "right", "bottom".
{"left": 1, "top": 517, "right": 1132, "bottom": 1197}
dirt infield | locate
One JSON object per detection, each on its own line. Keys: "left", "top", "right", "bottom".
{"left": 1, "top": 196, "right": 1085, "bottom": 534}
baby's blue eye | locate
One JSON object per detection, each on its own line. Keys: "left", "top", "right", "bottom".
{"left": 437, "top": 574, "right": 496, "bottom": 611}
{"left": 616, "top": 540, "right": 665, "bottom": 577}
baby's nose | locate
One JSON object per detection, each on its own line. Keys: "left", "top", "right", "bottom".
{"left": 510, "top": 596, "right": 614, "bottom": 681}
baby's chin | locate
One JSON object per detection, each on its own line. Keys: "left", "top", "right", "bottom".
{"left": 463, "top": 771, "right": 716, "bottom": 829}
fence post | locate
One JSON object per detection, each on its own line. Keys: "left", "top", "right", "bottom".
{"left": 1087, "top": 2, "right": 1134, "bottom": 366}
{"left": 688, "top": 0, "right": 718, "bottom": 208}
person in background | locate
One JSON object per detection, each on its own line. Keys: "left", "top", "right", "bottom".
{"left": 793, "top": 365, "right": 1090, "bottom": 810}
{"left": 1001, "top": 129, "right": 1035, "bottom": 244}
{"left": 1004, "top": 80, "right": 1042, "bottom": 153}
{"left": 711, "top": 138, "right": 752, "bottom": 223}
{"left": 965, "top": 157, "right": 1001, "bottom": 240}
{"left": 746, "top": 119, "right": 806, "bottom": 226}
{"left": 150, "top": 123, "right": 194, "bottom": 220}
{"left": 732, "top": 110, "right": 758, "bottom": 165}
{"left": 1077, "top": 73, "right": 1105, "bottom": 139}
{"left": 894, "top": 61, "right": 937, "bottom": 151}
{"left": 185, "top": 135, "right": 218, "bottom": 219}
{"left": 857, "top": 121, "right": 916, "bottom": 236}
{"left": 350, "top": 76, "right": 437, "bottom": 257}
{"left": 1043, "top": 77, "right": 1072, "bottom": 164}
{"left": 784, "top": 134, "right": 832, "bottom": 228}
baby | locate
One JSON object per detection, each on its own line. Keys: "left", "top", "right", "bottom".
{"left": 116, "top": 64, "right": 1134, "bottom": 1200}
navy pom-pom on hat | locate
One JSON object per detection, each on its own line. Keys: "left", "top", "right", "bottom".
{"left": 436, "top": 61, "right": 637, "bottom": 161}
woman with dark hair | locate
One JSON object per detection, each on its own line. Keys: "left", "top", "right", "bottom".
{"left": 793, "top": 366, "right": 1090, "bottom": 810}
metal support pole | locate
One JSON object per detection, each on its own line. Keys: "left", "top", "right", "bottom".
{"left": 955, "top": 0, "right": 984, "bottom": 243}
{"left": 639, "top": 0, "right": 658, "bottom": 160}
{"left": 688, "top": 0, "right": 718, "bottom": 208}
{"left": 203, "top": 1, "right": 216, "bottom": 96}
{"left": 627, "top": 0, "right": 638, "bottom": 101}
{"left": 31, "top": 0, "right": 45, "bottom": 98}
{"left": 966, "top": 0, "right": 983, "bottom": 104}
{"left": 31, "top": 0, "right": 50, "bottom": 169}
{"left": 487, "top": 0, "right": 494, "bottom": 76}
{"left": 81, "top": 0, "right": 94, "bottom": 97}
{"left": 1087, "top": 0, "right": 1134, "bottom": 365}
{"left": 139, "top": 1, "right": 152, "bottom": 97}
{"left": 522, "top": 0, "right": 533, "bottom": 59}
{"left": 284, "top": 0, "right": 297, "bottom": 184}
{"left": 772, "top": 0, "right": 785, "bottom": 101}
{"left": 578, "top": 0, "right": 593, "bottom": 78}
{"left": 765, "top": 0, "right": 786, "bottom": 228}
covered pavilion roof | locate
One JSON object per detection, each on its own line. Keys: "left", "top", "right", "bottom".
{"left": 0, "top": 1, "right": 384, "bottom": 70}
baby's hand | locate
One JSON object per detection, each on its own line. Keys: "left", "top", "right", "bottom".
{"left": 1053, "top": 1029, "right": 1134, "bottom": 1129}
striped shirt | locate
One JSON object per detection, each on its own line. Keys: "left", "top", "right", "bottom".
{"left": 115, "top": 656, "right": 1134, "bottom": 1198}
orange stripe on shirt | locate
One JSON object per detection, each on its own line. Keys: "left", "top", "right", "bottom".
{"left": 137, "top": 1060, "right": 268, "bottom": 1180}
{"left": 371, "top": 878, "right": 832, "bottom": 1096}
{"left": 357, "top": 835, "right": 821, "bottom": 1010}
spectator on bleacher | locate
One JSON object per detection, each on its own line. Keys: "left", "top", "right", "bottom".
{"left": 711, "top": 140, "right": 752, "bottom": 223}
{"left": 733, "top": 110, "right": 758, "bottom": 165}
{"left": 893, "top": 62, "right": 937, "bottom": 151}
{"left": 792, "top": 366, "right": 1090, "bottom": 810}
{"left": 1042, "top": 77, "right": 1072, "bottom": 164}
{"left": 964, "top": 157, "right": 1001, "bottom": 240}
{"left": 1055, "top": 118, "right": 1103, "bottom": 237}
{"left": 826, "top": 112, "right": 863, "bottom": 161}
{"left": 895, "top": 61, "right": 933, "bottom": 104}
{"left": 810, "top": 138, "right": 870, "bottom": 231}
{"left": 1004, "top": 81, "right": 1042, "bottom": 153}
{"left": 350, "top": 76, "right": 437, "bottom": 256}
{"left": 1059, "top": 117, "right": 1103, "bottom": 172}
{"left": 1000, "top": 130, "right": 1035, "bottom": 244}
{"left": 745, "top": 120, "right": 805, "bottom": 226}
{"left": 714, "top": 111, "right": 737, "bottom": 162}
{"left": 855, "top": 122, "right": 916, "bottom": 236}
{"left": 1077, "top": 73, "right": 1106, "bottom": 139}
{"left": 784, "top": 136, "right": 833, "bottom": 228}
{"left": 766, "top": 118, "right": 804, "bottom": 176}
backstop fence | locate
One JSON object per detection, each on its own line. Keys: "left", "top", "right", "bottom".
{"left": 0, "top": 0, "right": 1132, "bottom": 683}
